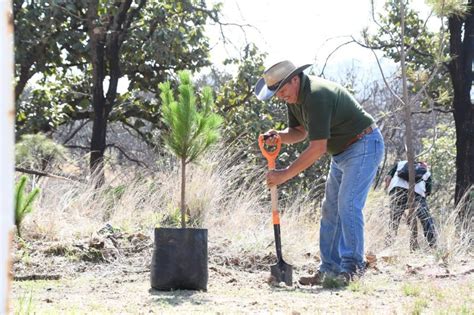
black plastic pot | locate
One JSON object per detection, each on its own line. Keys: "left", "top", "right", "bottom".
{"left": 150, "top": 227, "right": 208, "bottom": 291}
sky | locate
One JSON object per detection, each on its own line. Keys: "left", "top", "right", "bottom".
{"left": 205, "top": 0, "right": 438, "bottom": 80}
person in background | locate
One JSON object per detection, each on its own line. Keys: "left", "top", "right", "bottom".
{"left": 255, "top": 60, "right": 384, "bottom": 285}
{"left": 384, "top": 160, "right": 437, "bottom": 248}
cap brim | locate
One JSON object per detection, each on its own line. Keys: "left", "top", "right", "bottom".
{"left": 255, "top": 78, "right": 276, "bottom": 101}
{"left": 254, "top": 64, "right": 312, "bottom": 101}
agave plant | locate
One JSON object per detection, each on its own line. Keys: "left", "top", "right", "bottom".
{"left": 14, "top": 175, "right": 40, "bottom": 237}
{"left": 159, "top": 71, "right": 223, "bottom": 228}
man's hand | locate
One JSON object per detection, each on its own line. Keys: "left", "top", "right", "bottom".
{"left": 266, "top": 168, "right": 290, "bottom": 187}
{"left": 262, "top": 126, "right": 307, "bottom": 145}
{"left": 263, "top": 129, "right": 279, "bottom": 146}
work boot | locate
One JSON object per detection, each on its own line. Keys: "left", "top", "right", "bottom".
{"left": 336, "top": 271, "right": 363, "bottom": 286}
{"left": 336, "top": 272, "right": 352, "bottom": 286}
{"left": 298, "top": 270, "right": 325, "bottom": 286}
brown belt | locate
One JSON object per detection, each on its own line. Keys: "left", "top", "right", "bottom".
{"left": 343, "top": 123, "right": 377, "bottom": 149}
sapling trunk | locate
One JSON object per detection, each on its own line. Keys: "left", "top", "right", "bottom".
{"left": 181, "top": 156, "right": 186, "bottom": 229}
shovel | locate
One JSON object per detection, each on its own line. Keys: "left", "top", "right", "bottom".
{"left": 258, "top": 134, "right": 293, "bottom": 286}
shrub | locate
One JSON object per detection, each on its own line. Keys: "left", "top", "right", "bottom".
{"left": 15, "top": 133, "right": 68, "bottom": 171}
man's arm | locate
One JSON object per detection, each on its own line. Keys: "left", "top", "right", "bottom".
{"left": 286, "top": 138, "right": 326, "bottom": 176}
{"left": 266, "top": 139, "right": 327, "bottom": 186}
{"left": 276, "top": 125, "right": 307, "bottom": 144}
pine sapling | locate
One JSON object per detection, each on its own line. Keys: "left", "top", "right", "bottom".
{"left": 159, "top": 71, "right": 223, "bottom": 228}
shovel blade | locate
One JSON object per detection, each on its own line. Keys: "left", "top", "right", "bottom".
{"left": 271, "top": 260, "right": 293, "bottom": 286}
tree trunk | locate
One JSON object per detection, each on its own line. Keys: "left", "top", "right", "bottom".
{"left": 87, "top": 0, "right": 107, "bottom": 186}
{"left": 448, "top": 3, "right": 474, "bottom": 223}
{"left": 15, "top": 60, "right": 32, "bottom": 101}
{"left": 87, "top": 0, "right": 132, "bottom": 187}
{"left": 400, "top": 0, "right": 419, "bottom": 250}
{"left": 181, "top": 157, "right": 187, "bottom": 229}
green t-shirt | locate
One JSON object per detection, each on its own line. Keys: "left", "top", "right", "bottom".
{"left": 287, "top": 74, "right": 374, "bottom": 155}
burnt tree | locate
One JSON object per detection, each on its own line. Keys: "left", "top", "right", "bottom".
{"left": 448, "top": 2, "right": 474, "bottom": 219}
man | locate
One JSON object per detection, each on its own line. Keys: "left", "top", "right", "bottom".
{"left": 255, "top": 60, "right": 384, "bottom": 285}
{"left": 384, "top": 160, "right": 437, "bottom": 247}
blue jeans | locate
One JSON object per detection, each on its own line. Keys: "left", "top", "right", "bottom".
{"left": 319, "top": 129, "right": 384, "bottom": 274}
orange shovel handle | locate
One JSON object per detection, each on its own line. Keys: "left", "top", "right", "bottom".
{"left": 258, "top": 134, "right": 282, "bottom": 170}
{"left": 259, "top": 135, "right": 283, "bottom": 243}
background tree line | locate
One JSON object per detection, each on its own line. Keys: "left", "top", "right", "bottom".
{"left": 14, "top": 0, "right": 473, "bottom": 220}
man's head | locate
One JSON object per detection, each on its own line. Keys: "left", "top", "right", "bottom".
{"left": 254, "top": 60, "right": 311, "bottom": 103}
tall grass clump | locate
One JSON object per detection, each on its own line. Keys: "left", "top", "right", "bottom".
{"left": 433, "top": 189, "right": 473, "bottom": 264}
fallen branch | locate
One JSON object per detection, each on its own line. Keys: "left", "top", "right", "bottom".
{"left": 15, "top": 167, "right": 84, "bottom": 183}
{"left": 411, "top": 108, "right": 453, "bottom": 114}
{"left": 435, "top": 268, "right": 474, "bottom": 278}
{"left": 13, "top": 274, "right": 61, "bottom": 281}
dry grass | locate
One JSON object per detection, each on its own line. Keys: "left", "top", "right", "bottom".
{"left": 12, "top": 146, "right": 474, "bottom": 314}
{"left": 21, "top": 146, "right": 472, "bottom": 267}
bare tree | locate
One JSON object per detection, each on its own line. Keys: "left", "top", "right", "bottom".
{"left": 400, "top": 0, "right": 419, "bottom": 250}
{"left": 361, "top": 0, "right": 448, "bottom": 249}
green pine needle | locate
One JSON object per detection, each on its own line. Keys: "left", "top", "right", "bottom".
{"left": 160, "top": 70, "right": 223, "bottom": 165}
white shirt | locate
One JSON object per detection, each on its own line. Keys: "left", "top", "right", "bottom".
{"left": 388, "top": 161, "right": 431, "bottom": 198}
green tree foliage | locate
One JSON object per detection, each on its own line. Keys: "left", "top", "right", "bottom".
{"left": 214, "top": 45, "right": 277, "bottom": 145}
{"left": 421, "top": 124, "right": 456, "bottom": 188}
{"left": 14, "top": 0, "right": 93, "bottom": 136}
{"left": 420, "top": 123, "right": 456, "bottom": 208}
{"left": 159, "top": 71, "right": 223, "bottom": 228}
{"left": 15, "top": 133, "right": 68, "bottom": 171}
{"left": 14, "top": 0, "right": 221, "bottom": 184}
{"left": 13, "top": 0, "right": 73, "bottom": 101}
{"left": 367, "top": 0, "right": 451, "bottom": 108}
{"left": 14, "top": 176, "right": 40, "bottom": 238}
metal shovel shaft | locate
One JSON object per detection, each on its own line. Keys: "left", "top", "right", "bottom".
{"left": 271, "top": 186, "right": 282, "bottom": 260}
{"left": 270, "top": 185, "right": 293, "bottom": 286}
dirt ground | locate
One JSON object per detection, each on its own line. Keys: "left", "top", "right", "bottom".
{"left": 10, "top": 229, "right": 474, "bottom": 314}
